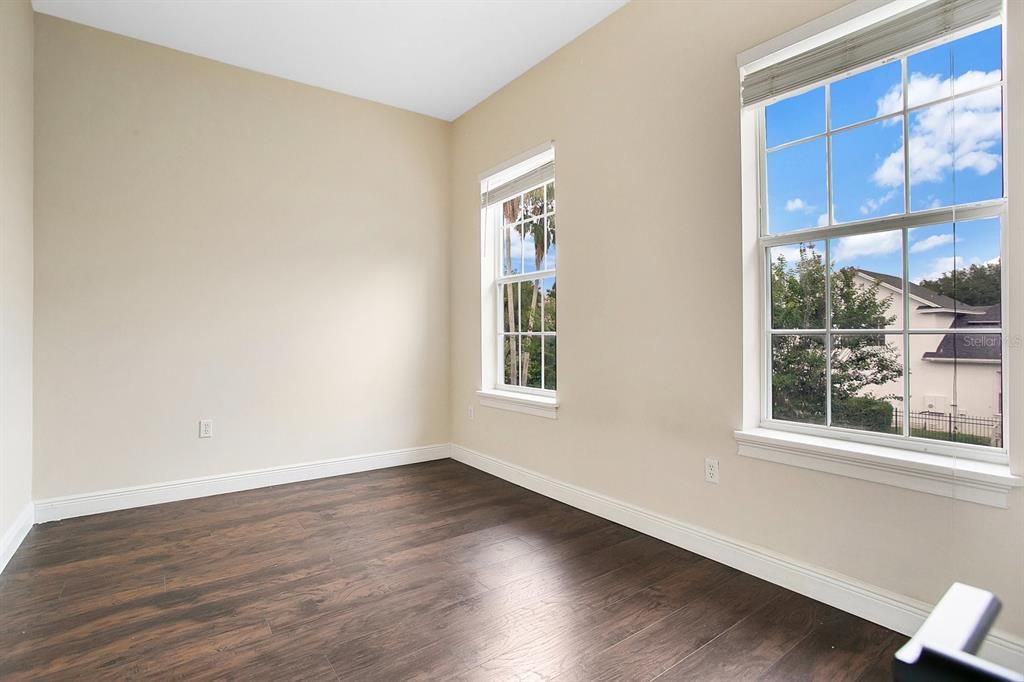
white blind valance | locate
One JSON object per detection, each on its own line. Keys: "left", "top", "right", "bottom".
{"left": 741, "top": 0, "right": 1002, "bottom": 107}
{"left": 481, "top": 161, "right": 555, "bottom": 208}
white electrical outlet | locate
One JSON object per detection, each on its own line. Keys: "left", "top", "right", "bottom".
{"left": 468, "top": 406, "right": 475, "bottom": 420}
{"left": 704, "top": 457, "right": 720, "bottom": 484}
{"left": 199, "top": 419, "right": 213, "bottom": 438}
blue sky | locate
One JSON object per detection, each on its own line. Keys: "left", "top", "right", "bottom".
{"left": 766, "top": 26, "right": 1003, "bottom": 235}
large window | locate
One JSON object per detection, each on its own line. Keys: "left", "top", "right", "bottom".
{"left": 754, "top": 20, "right": 1006, "bottom": 458}
{"left": 480, "top": 147, "right": 557, "bottom": 401}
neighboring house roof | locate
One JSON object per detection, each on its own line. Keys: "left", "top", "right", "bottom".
{"left": 922, "top": 328, "right": 1002, "bottom": 361}
{"left": 925, "top": 302, "right": 1003, "bottom": 362}
{"left": 850, "top": 269, "right": 1002, "bottom": 363}
{"left": 853, "top": 269, "right": 984, "bottom": 314}
{"left": 959, "top": 303, "right": 1001, "bottom": 326}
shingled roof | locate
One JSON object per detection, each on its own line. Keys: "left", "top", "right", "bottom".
{"left": 851, "top": 270, "right": 1001, "bottom": 362}
{"left": 853, "top": 268, "right": 985, "bottom": 314}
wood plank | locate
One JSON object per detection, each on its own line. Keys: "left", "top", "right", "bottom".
{"left": 552, "top": 571, "right": 786, "bottom": 681}
{"left": 654, "top": 589, "right": 828, "bottom": 681}
{"left": 760, "top": 607, "right": 907, "bottom": 681}
{"left": 0, "top": 460, "right": 902, "bottom": 680}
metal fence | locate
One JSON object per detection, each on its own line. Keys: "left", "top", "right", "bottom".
{"left": 892, "top": 409, "right": 1002, "bottom": 446}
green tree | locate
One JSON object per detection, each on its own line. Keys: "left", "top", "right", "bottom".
{"left": 770, "top": 245, "right": 903, "bottom": 429}
{"left": 919, "top": 262, "right": 1000, "bottom": 306}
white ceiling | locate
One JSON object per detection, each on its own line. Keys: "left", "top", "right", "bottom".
{"left": 32, "top": 0, "right": 627, "bottom": 121}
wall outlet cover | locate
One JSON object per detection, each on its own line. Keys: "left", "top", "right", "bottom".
{"left": 705, "top": 457, "right": 720, "bottom": 484}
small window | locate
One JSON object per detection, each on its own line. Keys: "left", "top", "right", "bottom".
{"left": 481, "top": 147, "right": 557, "bottom": 397}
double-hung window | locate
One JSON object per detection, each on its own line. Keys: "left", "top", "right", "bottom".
{"left": 478, "top": 145, "right": 557, "bottom": 416}
{"left": 742, "top": 0, "right": 1008, "bottom": 462}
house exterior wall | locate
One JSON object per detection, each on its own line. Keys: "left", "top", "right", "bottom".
{"left": 848, "top": 273, "right": 1002, "bottom": 442}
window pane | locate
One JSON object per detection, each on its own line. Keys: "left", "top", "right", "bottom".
{"left": 907, "top": 26, "right": 1003, "bottom": 108}
{"left": 545, "top": 182, "right": 555, "bottom": 214}
{"left": 771, "top": 335, "right": 826, "bottom": 425}
{"left": 769, "top": 241, "right": 826, "bottom": 329}
{"left": 909, "top": 333, "right": 1002, "bottom": 447}
{"left": 520, "top": 280, "right": 542, "bottom": 333}
{"left": 524, "top": 186, "right": 544, "bottom": 218}
{"left": 952, "top": 25, "right": 1002, "bottom": 95}
{"left": 952, "top": 89, "right": 1003, "bottom": 205}
{"left": 522, "top": 219, "right": 545, "bottom": 274}
{"left": 541, "top": 277, "right": 556, "bottom": 332}
{"left": 910, "top": 93, "right": 1002, "bottom": 212}
{"left": 908, "top": 221, "right": 956, "bottom": 314}
{"left": 910, "top": 218, "right": 1001, "bottom": 320}
{"left": 767, "top": 137, "right": 828, "bottom": 233}
{"left": 949, "top": 218, "right": 1001, "bottom": 319}
{"left": 831, "top": 334, "right": 904, "bottom": 434}
{"left": 545, "top": 215, "right": 557, "bottom": 270}
{"left": 831, "top": 115, "right": 904, "bottom": 222}
{"left": 766, "top": 86, "right": 825, "bottom": 148}
{"left": 830, "top": 230, "right": 903, "bottom": 330}
{"left": 830, "top": 61, "right": 902, "bottom": 129}
{"left": 502, "top": 226, "right": 523, "bottom": 276}
{"left": 502, "top": 283, "right": 520, "bottom": 333}
{"left": 503, "top": 196, "right": 521, "bottom": 225}
{"left": 521, "top": 335, "right": 543, "bottom": 388}
{"left": 908, "top": 100, "right": 954, "bottom": 211}
{"left": 544, "top": 336, "right": 557, "bottom": 391}
{"left": 503, "top": 335, "right": 519, "bottom": 386}
{"left": 908, "top": 41, "right": 952, "bottom": 108}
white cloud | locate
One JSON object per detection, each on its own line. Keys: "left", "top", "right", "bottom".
{"left": 909, "top": 233, "right": 954, "bottom": 254}
{"left": 785, "top": 197, "right": 811, "bottom": 213}
{"left": 875, "top": 86, "right": 903, "bottom": 120}
{"left": 914, "top": 255, "right": 963, "bottom": 283}
{"left": 872, "top": 70, "right": 1002, "bottom": 190}
{"left": 817, "top": 213, "right": 829, "bottom": 227}
{"left": 985, "top": 256, "right": 1000, "bottom": 266}
{"left": 833, "top": 230, "right": 902, "bottom": 262}
{"left": 859, "top": 189, "right": 898, "bottom": 215}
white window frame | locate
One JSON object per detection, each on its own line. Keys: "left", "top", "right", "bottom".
{"left": 736, "top": 0, "right": 1022, "bottom": 505}
{"left": 477, "top": 144, "right": 558, "bottom": 418}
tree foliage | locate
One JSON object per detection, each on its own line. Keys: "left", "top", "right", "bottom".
{"left": 919, "top": 262, "right": 1000, "bottom": 307}
{"left": 770, "top": 244, "right": 902, "bottom": 429}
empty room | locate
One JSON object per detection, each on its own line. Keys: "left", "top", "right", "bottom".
{"left": 1, "top": 0, "right": 1022, "bottom": 679}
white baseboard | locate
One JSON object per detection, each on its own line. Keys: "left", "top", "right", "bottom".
{"left": 1, "top": 502, "right": 35, "bottom": 574}
{"left": 34, "top": 443, "right": 451, "bottom": 524}
{"left": 450, "top": 443, "right": 1024, "bottom": 672}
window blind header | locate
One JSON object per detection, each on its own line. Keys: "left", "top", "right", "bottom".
{"left": 481, "top": 161, "right": 555, "bottom": 208}
{"left": 741, "top": 0, "right": 1001, "bottom": 107}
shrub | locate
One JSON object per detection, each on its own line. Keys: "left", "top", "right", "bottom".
{"left": 832, "top": 396, "right": 894, "bottom": 433}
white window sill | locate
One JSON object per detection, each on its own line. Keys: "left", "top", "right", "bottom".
{"left": 734, "top": 428, "right": 1021, "bottom": 509}
{"left": 477, "top": 389, "right": 558, "bottom": 419}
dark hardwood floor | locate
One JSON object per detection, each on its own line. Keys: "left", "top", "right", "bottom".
{"left": 0, "top": 460, "right": 904, "bottom": 680}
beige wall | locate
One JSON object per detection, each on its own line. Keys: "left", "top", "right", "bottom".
{"left": 1, "top": 0, "right": 35, "bottom": 545}
{"left": 33, "top": 16, "right": 451, "bottom": 499}
{"left": 449, "top": 0, "right": 1024, "bottom": 638}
